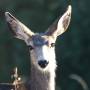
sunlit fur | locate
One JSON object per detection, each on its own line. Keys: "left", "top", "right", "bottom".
{"left": 28, "top": 34, "right": 57, "bottom": 90}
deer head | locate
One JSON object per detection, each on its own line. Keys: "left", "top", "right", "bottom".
{"left": 5, "top": 5, "right": 72, "bottom": 71}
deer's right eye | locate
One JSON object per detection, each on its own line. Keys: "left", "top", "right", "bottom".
{"left": 51, "top": 43, "right": 55, "bottom": 47}
{"left": 28, "top": 45, "right": 34, "bottom": 50}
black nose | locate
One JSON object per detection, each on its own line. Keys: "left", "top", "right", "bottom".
{"left": 38, "top": 60, "right": 49, "bottom": 68}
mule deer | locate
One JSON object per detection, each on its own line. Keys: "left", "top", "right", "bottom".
{"left": 5, "top": 5, "right": 72, "bottom": 90}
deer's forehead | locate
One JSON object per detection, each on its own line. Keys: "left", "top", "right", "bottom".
{"left": 31, "top": 34, "right": 49, "bottom": 46}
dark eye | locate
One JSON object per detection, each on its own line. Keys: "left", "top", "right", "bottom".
{"left": 51, "top": 43, "right": 55, "bottom": 47}
{"left": 28, "top": 45, "right": 34, "bottom": 50}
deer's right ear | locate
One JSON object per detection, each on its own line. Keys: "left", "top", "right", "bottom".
{"left": 5, "top": 12, "right": 34, "bottom": 42}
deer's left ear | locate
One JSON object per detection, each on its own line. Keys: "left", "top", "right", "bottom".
{"left": 46, "top": 5, "right": 72, "bottom": 38}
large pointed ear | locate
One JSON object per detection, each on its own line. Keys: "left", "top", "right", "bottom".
{"left": 45, "top": 5, "right": 72, "bottom": 38}
{"left": 5, "top": 12, "right": 34, "bottom": 44}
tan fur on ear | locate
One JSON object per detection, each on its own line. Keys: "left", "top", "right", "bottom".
{"left": 45, "top": 5, "right": 72, "bottom": 38}
{"left": 5, "top": 12, "right": 34, "bottom": 40}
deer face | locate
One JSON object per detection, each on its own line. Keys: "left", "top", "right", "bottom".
{"left": 27, "top": 34, "right": 56, "bottom": 70}
{"left": 5, "top": 5, "right": 72, "bottom": 70}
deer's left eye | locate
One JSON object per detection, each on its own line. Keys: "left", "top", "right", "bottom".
{"left": 51, "top": 43, "right": 55, "bottom": 47}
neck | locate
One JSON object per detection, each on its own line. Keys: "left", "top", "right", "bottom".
{"left": 30, "top": 63, "right": 56, "bottom": 90}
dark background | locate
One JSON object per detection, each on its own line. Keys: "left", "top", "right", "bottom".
{"left": 0, "top": 0, "right": 90, "bottom": 90}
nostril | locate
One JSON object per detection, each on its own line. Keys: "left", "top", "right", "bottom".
{"left": 38, "top": 60, "right": 49, "bottom": 68}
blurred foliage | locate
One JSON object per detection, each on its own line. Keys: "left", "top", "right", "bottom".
{"left": 0, "top": 0, "right": 90, "bottom": 90}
